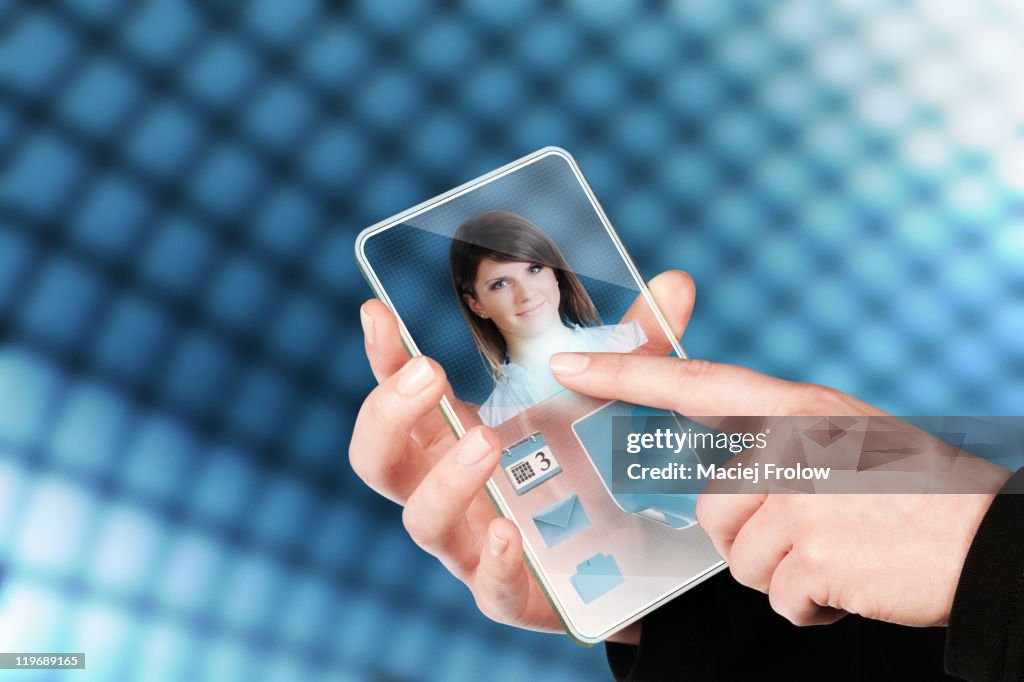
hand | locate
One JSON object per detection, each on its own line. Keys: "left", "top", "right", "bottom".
{"left": 549, "top": 349, "right": 1011, "bottom": 628}
{"left": 349, "top": 270, "right": 699, "bottom": 644}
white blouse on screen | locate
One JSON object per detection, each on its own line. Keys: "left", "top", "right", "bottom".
{"left": 477, "top": 319, "right": 648, "bottom": 428}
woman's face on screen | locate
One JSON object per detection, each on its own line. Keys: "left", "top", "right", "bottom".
{"left": 465, "top": 258, "right": 561, "bottom": 340}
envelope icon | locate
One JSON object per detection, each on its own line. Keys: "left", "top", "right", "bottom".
{"left": 571, "top": 553, "right": 624, "bottom": 604}
{"left": 533, "top": 494, "right": 591, "bottom": 548}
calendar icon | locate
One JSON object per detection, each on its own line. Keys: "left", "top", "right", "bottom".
{"left": 502, "top": 432, "right": 561, "bottom": 494}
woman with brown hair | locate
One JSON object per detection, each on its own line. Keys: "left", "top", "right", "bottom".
{"left": 449, "top": 210, "right": 647, "bottom": 426}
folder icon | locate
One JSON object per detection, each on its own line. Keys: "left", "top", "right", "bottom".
{"left": 571, "top": 552, "right": 624, "bottom": 604}
{"left": 533, "top": 494, "right": 591, "bottom": 548}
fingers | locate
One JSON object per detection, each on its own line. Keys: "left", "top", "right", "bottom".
{"left": 349, "top": 356, "right": 448, "bottom": 504}
{"left": 360, "top": 299, "right": 410, "bottom": 383}
{"left": 768, "top": 551, "right": 847, "bottom": 626}
{"left": 360, "top": 299, "right": 466, "bottom": 449}
{"left": 725, "top": 496, "right": 792, "bottom": 592}
{"left": 709, "top": 494, "right": 847, "bottom": 627}
{"left": 403, "top": 431, "right": 548, "bottom": 631}
{"left": 550, "top": 353, "right": 795, "bottom": 416}
{"left": 705, "top": 494, "right": 847, "bottom": 627}
{"left": 696, "top": 492, "right": 767, "bottom": 560}
{"left": 622, "top": 270, "right": 696, "bottom": 341}
{"left": 473, "top": 517, "right": 533, "bottom": 625}
{"left": 402, "top": 426, "right": 502, "bottom": 580}
{"left": 647, "top": 270, "right": 696, "bottom": 339}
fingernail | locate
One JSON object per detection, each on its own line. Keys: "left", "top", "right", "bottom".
{"left": 550, "top": 352, "right": 590, "bottom": 376}
{"left": 489, "top": 528, "right": 508, "bottom": 557}
{"left": 360, "top": 305, "right": 375, "bottom": 345}
{"left": 457, "top": 428, "right": 492, "bottom": 466}
{"left": 397, "top": 357, "right": 434, "bottom": 395}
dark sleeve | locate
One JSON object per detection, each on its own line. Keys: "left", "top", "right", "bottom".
{"left": 945, "top": 466, "right": 1024, "bottom": 682}
{"left": 606, "top": 570, "right": 956, "bottom": 682}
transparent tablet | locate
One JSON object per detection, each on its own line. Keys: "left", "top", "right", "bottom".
{"left": 355, "top": 147, "right": 725, "bottom": 644}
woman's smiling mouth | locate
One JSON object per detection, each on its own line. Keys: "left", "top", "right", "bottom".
{"left": 516, "top": 301, "right": 545, "bottom": 317}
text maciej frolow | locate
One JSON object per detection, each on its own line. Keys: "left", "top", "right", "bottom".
{"left": 625, "top": 461, "right": 832, "bottom": 484}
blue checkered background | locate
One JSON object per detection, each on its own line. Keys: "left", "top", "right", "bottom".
{"left": 0, "top": 1, "right": 1021, "bottom": 680}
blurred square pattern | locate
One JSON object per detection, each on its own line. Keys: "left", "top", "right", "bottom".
{"left": 0, "top": 1, "right": 1022, "bottom": 680}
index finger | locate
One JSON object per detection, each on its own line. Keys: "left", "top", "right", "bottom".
{"left": 349, "top": 356, "right": 448, "bottom": 504}
{"left": 549, "top": 353, "right": 795, "bottom": 416}
{"left": 360, "top": 299, "right": 417, "bottom": 383}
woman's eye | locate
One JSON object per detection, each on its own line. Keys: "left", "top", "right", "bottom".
{"left": 528, "top": 264, "right": 543, "bottom": 274}
{"left": 490, "top": 280, "right": 508, "bottom": 290}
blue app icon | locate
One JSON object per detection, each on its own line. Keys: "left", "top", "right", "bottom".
{"left": 571, "top": 552, "right": 624, "bottom": 604}
{"left": 532, "top": 493, "right": 591, "bottom": 547}
{"left": 572, "top": 401, "right": 700, "bottom": 528}
{"left": 502, "top": 432, "right": 561, "bottom": 495}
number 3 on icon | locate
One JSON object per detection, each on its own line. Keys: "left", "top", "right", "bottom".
{"left": 535, "top": 450, "right": 551, "bottom": 471}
